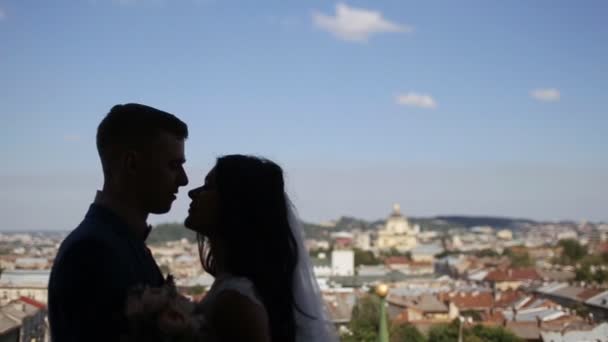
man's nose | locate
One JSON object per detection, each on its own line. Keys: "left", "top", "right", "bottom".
{"left": 179, "top": 168, "right": 189, "bottom": 187}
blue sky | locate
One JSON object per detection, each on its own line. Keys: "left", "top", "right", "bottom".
{"left": 1, "top": 0, "right": 607, "bottom": 230}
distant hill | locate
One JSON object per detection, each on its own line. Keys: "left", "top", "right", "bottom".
{"left": 148, "top": 215, "right": 539, "bottom": 244}
{"left": 301, "top": 216, "right": 383, "bottom": 240}
{"left": 303, "top": 215, "right": 539, "bottom": 238}
{"left": 433, "top": 216, "right": 536, "bottom": 229}
{"left": 334, "top": 216, "right": 379, "bottom": 231}
{"left": 148, "top": 223, "right": 196, "bottom": 245}
{"left": 302, "top": 222, "right": 330, "bottom": 240}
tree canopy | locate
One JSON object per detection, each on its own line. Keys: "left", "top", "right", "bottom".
{"left": 557, "top": 239, "right": 587, "bottom": 264}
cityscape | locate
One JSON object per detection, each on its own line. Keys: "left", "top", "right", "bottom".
{"left": 2, "top": 0, "right": 607, "bottom": 341}
{"left": 1, "top": 204, "right": 607, "bottom": 341}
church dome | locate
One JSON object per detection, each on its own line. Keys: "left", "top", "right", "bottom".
{"left": 384, "top": 203, "right": 412, "bottom": 235}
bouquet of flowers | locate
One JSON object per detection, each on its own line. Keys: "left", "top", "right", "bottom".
{"left": 123, "top": 275, "right": 207, "bottom": 342}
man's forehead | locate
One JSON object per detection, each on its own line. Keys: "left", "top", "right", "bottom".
{"left": 151, "top": 131, "right": 185, "bottom": 147}
{"left": 146, "top": 132, "right": 185, "bottom": 157}
{"left": 156, "top": 130, "right": 185, "bottom": 143}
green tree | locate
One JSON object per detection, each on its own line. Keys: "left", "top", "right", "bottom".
{"left": 573, "top": 303, "right": 590, "bottom": 318}
{"left": 575, "top": 266, "right": 593, "bottom": 282}
{"left": 503, "top": 248, "right": 533, "bottom": 267}
{"left": 558, "top": 239, "right": 587, "bottom": 264}
{"left": 309, "top": 247, "right": 331, "bottom": 258}
{"left": 354, "top": 248, "right": 380, "bottom": 267}
{"left": 390, "top": 323, "right": 426, "bottom": 342}
{"left": 464, "top": 336, "right": 484, "bottom": 342}
{"left": 469, "top": 325, "right": 522, "bottom": 342}
{"left": 148, "top": 222, "right": 196, "bottom": 244}
{"left": 428, "top": 321, "right": 523, "bottom": 342}
{"left": 580, "top": 254, "right": 604, "bottom": 269}
{"left": 475, "top": 249, "right": 500, "bottom": 258}
{"left": 511, "top": 252, "right": 533, "bottom": 267}
{"left": 427, "top": 322, "right": 458, "bottom": 342}
{"left": 381, "top": 248, "right": 411, "bottom": 259}
{"left": 342, "top": 295, "right": 385, "bottom": 342}
{"left": 0, "top": 246, "right": 14, "bottom": 255}
{"left": 593, "top": 269, "right": 608, "bottom": 284}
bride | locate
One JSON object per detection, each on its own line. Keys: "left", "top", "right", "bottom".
{"left": 184, "top": 154, "right": 337, "bottom": 342}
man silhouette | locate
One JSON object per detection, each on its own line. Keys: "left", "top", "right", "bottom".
{"left": 48, "top": 103, "right": 189, "bottom": 341}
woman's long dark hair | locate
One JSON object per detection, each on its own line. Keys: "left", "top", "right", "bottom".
{"left": 197, "top": 154, "right": 299, "bottom": 342}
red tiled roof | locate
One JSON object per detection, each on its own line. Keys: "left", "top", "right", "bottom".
{"left": 541, "top": 314, "right": 585, "bottom": 328}
{"left": 384, "top": 257, "right": 432, "bottom": 267}
{"left": 18, "top": 296, "right": 46, "bottom": 309}
{"left": 508, "top": 246, "right": 528, "bottom": 254}
{"left": 402, "top": 262, "right": 433, "bottom": 268}
{"left": 485, "top": 268, "right": 541, "bottom": 282}
{"left": 387, "top": 294, "right": 448, "bottom": 313}
{"left": 440, "top": 292, "right": 494, "bottom": 310}
{"left": 521, "top": 297, "right": 558, "bottom": 310}
{"left": 393, "top": 309, "right": 411, "bottom": 323}
{"left": 596, "top": 242, "right": 608, "bottom": 254}
{"left": 494, "top": 290, "right": 526, "bottom": 308}
{"left": 481, "top": 310, "right": 506, "bottom": 324}
{"left": 384, "top": 256, "right": 410, "bottom": 265}
{"left": 577, "top": 288, "right": 604, "bottom": 301}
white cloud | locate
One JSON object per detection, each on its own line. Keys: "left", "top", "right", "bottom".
{"left": 395, "top": 92, "right": 437, "bottom": 109}
{"left": 312, "top": 3, "right": 411, "bottom": 42}
{"left": 530, "top": 88, "right": 560, "bottom": 102}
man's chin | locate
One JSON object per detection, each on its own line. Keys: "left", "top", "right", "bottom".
{"left": 149, "top": 203, "right": 172, "bottom": 215}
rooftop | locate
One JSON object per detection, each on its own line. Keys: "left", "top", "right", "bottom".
{"left": 485, "top": 268, "right": 541, "bottom": 282}
{"left": 0, "top": 270, "right": 50, "bottom": 288}
{"left": 388, "top": 293, "right": 449, "bottom": 313}
{"left": 541, "top": 322, "right": 608, "bottom": 342}
{"left": 585, "top": 290, "right": 608, "bottom": 309}
{"left": 441, "top": 291, "right": 494, "bottom": 310}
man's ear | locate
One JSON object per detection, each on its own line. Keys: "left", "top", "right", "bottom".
{"left": 123, "top": 150, "right": 138, "bottom": 176}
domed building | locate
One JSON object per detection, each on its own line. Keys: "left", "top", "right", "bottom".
{"left": 376, "top": 204, "right": 419, "bottom": 252}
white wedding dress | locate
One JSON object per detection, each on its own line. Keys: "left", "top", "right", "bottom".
{"left": 196, "top": 273, "right": 265, "bottom": 313}
{"left": 194, "top": 273, "right": 264, "bottom": 341}
{"left": 195, "top": 271, "right": 337, "bottom": 342}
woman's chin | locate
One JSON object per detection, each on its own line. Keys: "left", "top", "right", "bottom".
{"left": 184, "top": 217, "right": 194, "bottom": 230}
{"left": 184, "top": 218, "right": 203, "bottom": 233}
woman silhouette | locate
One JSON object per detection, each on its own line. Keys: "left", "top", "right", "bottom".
{"left": 185, "top": 154, "right": 337, "bottom": 342}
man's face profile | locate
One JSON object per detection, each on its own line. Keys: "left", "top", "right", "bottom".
{"left": 135, "top": 131, "right": 188, "bottom": 214}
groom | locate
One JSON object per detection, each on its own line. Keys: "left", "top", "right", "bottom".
{"left": 48, "top": 103, "right": 189, "bottom": 342}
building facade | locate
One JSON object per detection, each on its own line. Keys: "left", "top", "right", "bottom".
{"left": 376, "top": 204, "right": 418, "bottom": 252}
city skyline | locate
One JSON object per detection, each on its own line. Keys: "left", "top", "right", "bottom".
{"left": 1, "top": 0, "right": 607, "bottom": 230}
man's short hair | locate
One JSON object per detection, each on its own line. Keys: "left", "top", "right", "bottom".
{"left": 96, "top": 103, "right": 188, "bottom": 175}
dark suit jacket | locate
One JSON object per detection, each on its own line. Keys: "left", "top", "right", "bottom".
{"left": 48, "top": 203, "right": 164, "bottom": 342}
